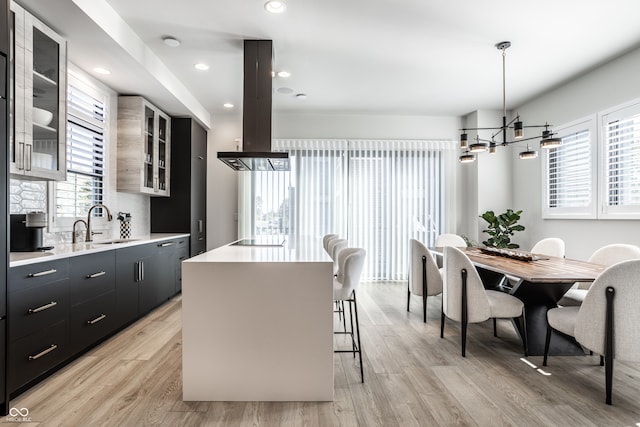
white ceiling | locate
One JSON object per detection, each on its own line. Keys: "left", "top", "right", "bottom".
{"left": 18, "top": 0, "right": 640, "bottom": 125}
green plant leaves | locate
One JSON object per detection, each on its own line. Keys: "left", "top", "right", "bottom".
{"left": 479, "top": 209, "right": 525, "bottom": 248}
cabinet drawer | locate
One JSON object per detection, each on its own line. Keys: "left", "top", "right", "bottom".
{"left": 9, "top": 277, "right": 69, "bottom": 341}
{"left": 9, "top": 320, "right": 69, "bottom": 392}
{"left": 70, "top": 291, "right": 117, "bottom": 354}
{"left": 9, "top": 258, "right": 69, "bottom": 293}
{"left": 70, "top": 251, "right": 116, "bottom": 306}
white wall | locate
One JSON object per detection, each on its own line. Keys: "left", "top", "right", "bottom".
{"left": 207, "top": 113, "right": 241, "bottom": 249}
{"left": 510, "top": 46, "right": 640, "bottom": 259}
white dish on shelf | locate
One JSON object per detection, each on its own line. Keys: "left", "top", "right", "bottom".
{"left": 33, "top": 107, "right": 53, "bottom": 126}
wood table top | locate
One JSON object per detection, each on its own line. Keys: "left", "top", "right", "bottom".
{"left": 432, "top": 246, "right": 606, "bottom": 284}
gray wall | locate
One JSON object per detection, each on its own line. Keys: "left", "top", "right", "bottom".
{"left": 509, "top": 46, "right": 640, "bottom": 259}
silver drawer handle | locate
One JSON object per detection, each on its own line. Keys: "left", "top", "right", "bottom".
{"left": 158, "top": 242, "right": 175, "bottom": 247}
{"left": 28, "top": 344, "right": 58, "bottom": 361}
{"left": 198, "top": 155, "right": 204, "bottom": 160}
{"left": 28, "top": 301, "right": 58, "bottom": 314}
{"left": 27, "top": 268, "right": 57, "bottom": 278}
{"left": 87, "top": 314, "right": 107, "bottom": 325}
{"left": 86, "top": 271, "right": 106, "bottom": 279}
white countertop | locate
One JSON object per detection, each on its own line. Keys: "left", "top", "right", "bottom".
{"left": 10, "top": 233, "right": 190, "bottom": 267}
{"left": 185, "top": 237, "right": 331, "bottom": 264}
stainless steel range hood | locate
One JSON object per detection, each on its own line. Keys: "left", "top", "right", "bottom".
{"left": 217, "top": 40, "right": 290, "bottom": 171}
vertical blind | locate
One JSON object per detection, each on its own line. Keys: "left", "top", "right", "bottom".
{"left": 56, "top": 83, "right": 106, "bottom": 217}
{"left": 251, "top": 139, "right": 454, "bottom": 280}
{"left": 603, "top": 107, "right": 640, "bottom": 209}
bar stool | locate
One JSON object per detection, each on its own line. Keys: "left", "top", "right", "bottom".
{"left": 333, "top": 247, "right": 366, "bottom": 382}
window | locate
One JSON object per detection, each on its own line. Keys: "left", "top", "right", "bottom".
{"left": 50, "top": 74, "right": 107, "bottom": 227}
{"left": 244, "top": 139, "right": 455, "bottom": 280}
{"left": 599, "top": 100, "right": 640, "bottom": 218}
{"left": 542, "top": 116, "right": 597, "bottom": 219}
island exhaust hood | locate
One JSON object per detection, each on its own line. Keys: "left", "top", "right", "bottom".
{"left": 217, "top": 40, "right": 290, "bottom": 171}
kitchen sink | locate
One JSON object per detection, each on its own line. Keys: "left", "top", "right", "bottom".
{"left": 92, "top": 238, "right": 140, "bottom": 245}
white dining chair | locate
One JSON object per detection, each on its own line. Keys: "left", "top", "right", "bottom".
{"left": 333, "top": 247, "right": 367, "bottom": 382}
{"left": 530, "top": 237, "right": 565, "bottom": 258}
{"left": 544, "top": 259, "right": 640, "bottom": 405}
{"left": 407, "top": 239, "right": 442, "bottom": 322}
{"left": 441, "top": 246, "right": 528, "bottom": 357}
{"left": 435, "top": 233, "right": 466, "bottom": 247}
{"left": 559, "top": 243, "right": 640, "bottom": 306}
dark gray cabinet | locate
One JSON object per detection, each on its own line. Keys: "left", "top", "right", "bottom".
{"left": 68, "top": 252, "right": 117, "bottom": 355}
{"left": 115, "top": 243, "right": 155, "bottom": 324}
{"left": 1, "top": 0, "right": 8, "bottom": 412}
{"left": 151, "top": 118, "right": 207, "bottom": 256}
{"left": 8, "top": 259, "right": 70, "bottom": 393}
{"left": 7, "top": 237, "right": 185, "bottom": 398}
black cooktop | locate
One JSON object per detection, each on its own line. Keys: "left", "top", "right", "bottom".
{"left": 231, "top": 238, "right": 285, "bottom": 247}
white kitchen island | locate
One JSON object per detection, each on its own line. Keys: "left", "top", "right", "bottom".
{"left": 182, "top": 238, "right": 334, "bottom": 401}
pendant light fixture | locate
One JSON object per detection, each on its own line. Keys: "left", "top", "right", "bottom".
{"left": 459, "top": 42, "right": 560, "bottom": 163}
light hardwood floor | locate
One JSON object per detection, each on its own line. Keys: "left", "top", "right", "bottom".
{"left": 6, "top": 281, "right": 640, "bottom": 426}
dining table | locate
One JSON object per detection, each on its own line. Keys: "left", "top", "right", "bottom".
{"left": 431, "top": 246, "right": 606, "bottom": 356}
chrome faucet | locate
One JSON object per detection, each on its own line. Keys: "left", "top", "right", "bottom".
{"left": 85, "top": 204, "right": 113, "bottom": 242}
{"left": 72, "top": 219, "right": 88, "bottom": 244}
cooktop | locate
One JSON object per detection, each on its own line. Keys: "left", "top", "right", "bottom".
{"left": 231, "top": 238, "right": 285, "bottom": 247}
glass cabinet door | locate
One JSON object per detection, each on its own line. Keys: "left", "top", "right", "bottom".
{"left": 144, "top": 106, "right": 154, "bottom": 192}
{"left": 9, "top": 3, "right": 66, "bottom": 180}
{"left": 157, "top": 114, "right": 168, "bottom": 194}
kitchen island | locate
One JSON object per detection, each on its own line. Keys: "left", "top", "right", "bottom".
{"left": 182, "top": 238, "right": 334, "bottom": 401}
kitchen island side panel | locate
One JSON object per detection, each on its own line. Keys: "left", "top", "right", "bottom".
{"left": 182, "top": 260, "right": 333, "bottom": 401}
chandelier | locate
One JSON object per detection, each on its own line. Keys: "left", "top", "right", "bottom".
{"left": 459, "top": 41, "right": 561, "bottom": 163}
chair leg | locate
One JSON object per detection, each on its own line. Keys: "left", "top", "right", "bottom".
{"left": 605, "top": 286, "right": 615, "bottom": 405}
{"left": 342, "top": 301, "right": 347, "bottom": 332}
{"left": 407, "top": 281, "right": 411, "bottom": 312}
{"left": 543, "top": 324, "right": 552, "bottom": 366}
{"left": 493, "top": 318, "right": 497, "bottom": 337}
{"left": 422, "top": 255, "right": 427, "bottom": 323}
{"left": 440, "top": 295, "right": 445, "bottom": 338}
{"left": 353, "top": 292, "right": 364, "bottom": 383}
{"left": 600, "top": 355, "right": 604, "bottom": 366}
{"left": 461, "top": 269, "right": 468, "bottom": 357}
{"left": 348, "top": 299, "right": 356, "bottom": 358}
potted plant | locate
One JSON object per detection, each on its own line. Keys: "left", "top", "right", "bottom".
{"left": 480, "top": 209, "right": 525, "bottom": 248}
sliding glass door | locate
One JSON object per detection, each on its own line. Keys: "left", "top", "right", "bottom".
{"left": 247, "top": 139, "right": 455, "bottom": 280}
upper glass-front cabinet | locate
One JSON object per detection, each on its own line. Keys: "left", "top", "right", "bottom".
{"left": 117, "top": 96, "right": 171, "bottom": 196}
{"left": 10, "top": 2, "right": 67, "bottom": 180}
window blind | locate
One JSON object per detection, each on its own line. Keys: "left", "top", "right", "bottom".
{"left": 547, "top": 129, "right": 591, "bottom": 208}
{"left": 56, "top": 84, "right": 106, "bottom": 218}
{"left": 604, "top": 111, "right": 640, "bottom": 209}
{"left": 250, "top": 139, "right": 454, "bottom": 280}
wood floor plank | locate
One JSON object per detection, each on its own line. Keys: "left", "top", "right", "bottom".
{"left": 7, "top": 281, "right": 640, "bottom": 426}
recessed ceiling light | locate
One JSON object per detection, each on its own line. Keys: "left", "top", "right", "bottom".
{"left": 277, "top": 87, "right": 294, "bottom": 94}
{"left": 93, "top": 67, "right": 111, "bottom": 75}
{"left": 194, "top": 63, "right": 209, "bottom": 71}
{"left": 295, "top": 93, "right": 307, "bottom": 99}
{"left": 277, "top": 71, "right": 291, "bottom": 78}
{"left": 264, "top": 1, "right": 286, "bottom": 14}
{"left": 223, "top": 103, "right": 234, "bottom": 109}
{"left": 163, "top": 36, "right": 181, "bottom": 47}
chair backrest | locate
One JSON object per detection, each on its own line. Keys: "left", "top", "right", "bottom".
{"left": 408, "top": 239, "right": 442, "bottom": 297}
{"left": 530, "top": 238, "right": 565, "bottom": 258}
{"left": 334, "top": 248, "right": 367, "bottom": 300}
{"left": 443, "top": 246, "right": 491, "bottom": 323}
{"left": 575, "top": 259, "right": 640, "bottom": 361}
{"left": 322, "top": 234, "right": 339, "bottom": 254}
{"left": 329, "top": 238, "right": 348, "bottom": 274}
{"left": 575, "top": 244, "right": 640, "bottom": 290}
{"left": 435, "top": 233, "right": 466, "bottom": 248}
{"left": 588, "top": 244, "right": 640, "bottom": 266}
